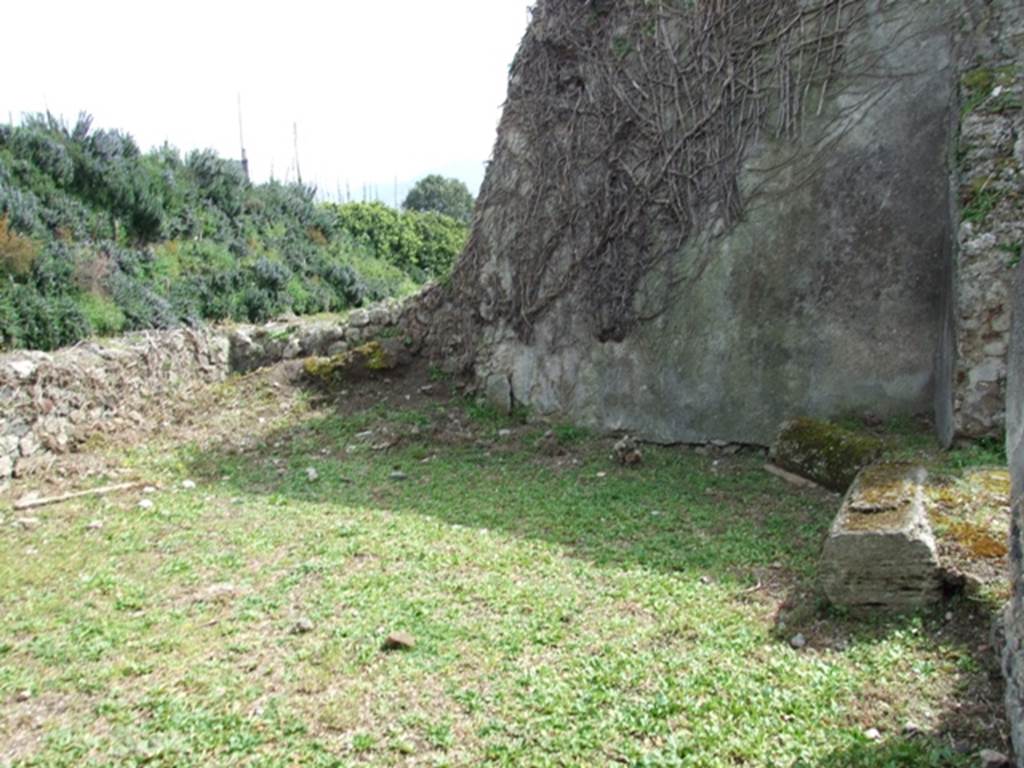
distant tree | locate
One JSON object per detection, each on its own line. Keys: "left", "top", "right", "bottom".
{"left": 402, "top": 174, "right": 474, "bottom": 224}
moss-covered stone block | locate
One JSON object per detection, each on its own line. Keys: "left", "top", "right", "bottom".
{"left": 769, "top": 417, "right": 883, "bottom": 492}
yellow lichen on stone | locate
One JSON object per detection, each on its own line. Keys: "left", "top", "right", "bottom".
{"left": 925, "top": 467, "right": 1010, "bottom": 561}
{"left": 849, "top": 463, "right": 915, "bottom": 513}
{"left": 302, "top": 341, "right": 396, "bottom": 384}
{"left": 353, "top": 341, "right": 395, "bottom": 371}
{"left": 303, "top": 354, "right": 347, "bottom": 379}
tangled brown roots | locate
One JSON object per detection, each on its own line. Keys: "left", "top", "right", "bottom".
{"left": 449, "top": 0, "right": 875, "bottom": 345}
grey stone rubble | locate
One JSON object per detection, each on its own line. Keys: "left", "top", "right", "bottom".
{"left": 0, "top": 299, "right": 410, "bottom": 483}
{"left": 820, "top": 464, "right": 942, "bottom": 613}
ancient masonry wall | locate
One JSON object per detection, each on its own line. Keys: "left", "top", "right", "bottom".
{"left": 1005, "top": 258, "right": 1023, "bottom": 767}
{"left": 953, "top": 0, "right": 1024, "bottom": 440}
{"left": 0, "top": 301, "right": 405, "bottom": 485}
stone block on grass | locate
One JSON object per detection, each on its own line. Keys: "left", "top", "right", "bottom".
{"left": 821, "top": 463, "right": 942, "bottom": 612}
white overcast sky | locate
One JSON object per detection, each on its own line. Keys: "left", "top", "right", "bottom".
{"left": 2, "top": 1, "right": 532, "bottom": 202}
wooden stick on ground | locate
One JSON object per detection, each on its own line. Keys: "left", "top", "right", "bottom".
{"left": 763, "top": 463, "right": 827, "bottom": 492}
{"left": 13, "top": 481, "right": 147, "bottom": 511}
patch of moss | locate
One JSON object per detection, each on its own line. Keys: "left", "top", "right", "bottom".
{"left": 357, "top": 341, "right": 395, "bottom": 371}
{"left": 842, "top": 463, "right": 918, "bottom": 532}
{"left": 302, "top": 341, "right": 396, "bottom": 383}
{"left": 771, "top": 417, "right": 883, "bottom": 492}
{"left": 960, "top": 65, "right": 1019, "bottom": 115}
{"left": 848, "top": 463, "right": 914, "bottom": 512}
{"left": 961, "top": 178, "right": 1007, "bottom": 226}
{"left": 933, "top": 515, "right": 1008, "bottom": 559}
{"left": 303, "top": 354, "right": 346, "bottom": 379}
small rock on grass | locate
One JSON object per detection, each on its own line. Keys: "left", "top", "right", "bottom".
{"left": 389, "top": 470, "right": 408, "bottom": 481}
{"left": 195, "top": 583, "right": 239, "bottom": 604}
{"left": 137, "top": 499, "right": 154, "bottom": 511}
{"left": 382, "top": 631, "right": 416, "bottom": 651}
{"left": 15, "top": 517, "right": 41, "bottom": 531}
{"left": 979, "top": 750, "right": 1012, "bottom": 768}
{"left": 15, "top": 690, "right": 31, "bottom": 703}
{"left": 181, "top": 479, "right": 197, "bottom": 490}
{"left": 290, "top": 617, "right": 315, "bottom": 635}
{"left": 901, "top": 721, "right": 922, "bottom": 737}
{"left": 863, "top": 728, "right": 881, "bottom": 741}
{"left": 612, "top": 436, "right": 643, "bottom": 466}
{"left": 306, "top": 467, "right": 319, "bottom": 482}
{"left": 789, "top": 633, "right": 807, "bottom": 650}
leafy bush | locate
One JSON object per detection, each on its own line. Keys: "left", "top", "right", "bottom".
{"left": 409, "top": 211, "right": 469, "bottom": 277}
{"left": 78, "top": 291, "right": 126, "bottom": 336}
{"left": 0, "top": 282, "right": 89, "bottom": 351}
{"left": 331, "top": 202, "right": 467, "bottom": 279}
{"left": 342, "top": 250, "right": 419, "bottom": 303}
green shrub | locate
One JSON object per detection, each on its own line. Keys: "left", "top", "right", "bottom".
{"left": 78, "top": 291, "right": 125, "bottom": 336}
{"left": 410, "top": 210, "right": 468, "bottom": 278}
{"left": 343, "top": 251, "right": 419, "bottom": 302}
{"left": 0, "top": 214, "right": 39, "bottom": 276}
{"left": 0, "top": 282, "right": 90, "bottom": 351}
{"left": 331, "top": 202, "right": 467, "bottom": 279}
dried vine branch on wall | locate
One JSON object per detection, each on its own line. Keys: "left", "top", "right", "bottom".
{"left": 448, "top": 0, "right": 881, "bottom": 345}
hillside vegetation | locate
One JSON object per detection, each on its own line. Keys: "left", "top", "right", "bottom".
{"left": 0, "top": 113, "right": 468, "bottom": 351}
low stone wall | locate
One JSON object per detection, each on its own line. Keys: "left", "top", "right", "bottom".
{"left": 1005, "top": 260, "right": 1023, "bottom": 767}
{"left": 0, "top": 329, "right": 229, "bottom": 481}
{"left": 226, "top": 301, "right": 405, "bottom": 373}
{"left": 0, "top": 299, "right": 408, "bottom": 484}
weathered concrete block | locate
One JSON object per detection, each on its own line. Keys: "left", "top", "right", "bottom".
{"left": 821, "top": 463, "right": 942, "bottom": 612}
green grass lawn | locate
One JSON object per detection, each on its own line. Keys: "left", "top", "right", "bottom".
{"left": 0, "top": 369, "right": 1009, "bottom": 766}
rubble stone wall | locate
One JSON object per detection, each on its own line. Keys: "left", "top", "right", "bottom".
{"left": 0, "top": 329, "right": 230, "bottom": 481}
{"left": 952, "top": 0, "right": 1024, "bottom": 440}
{"left": 0, "top": 300, "right": 406, "bottom": 484}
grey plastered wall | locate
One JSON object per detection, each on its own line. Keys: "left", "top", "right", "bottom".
{"left": 1006, "top": 260, "right": 1024, "bottom": 766}
{"left": 474, "top": 2, "right": 957, "bottom": 445}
